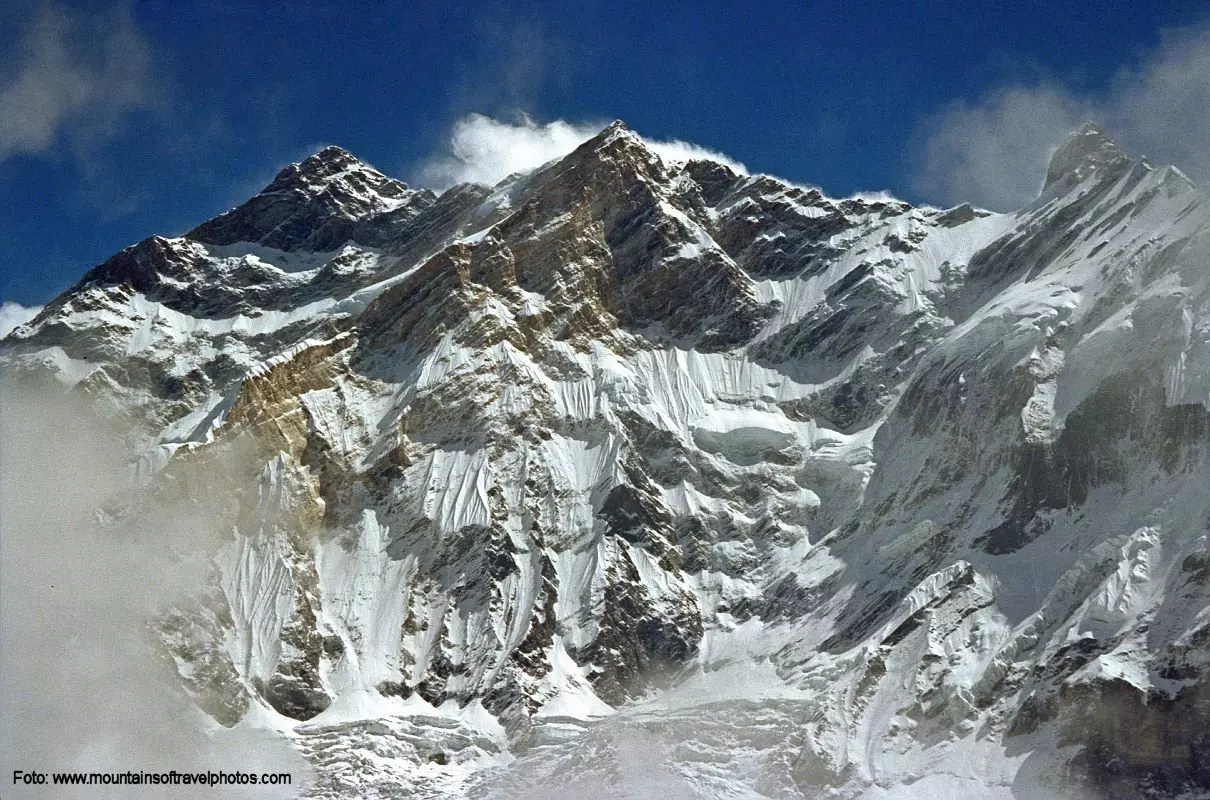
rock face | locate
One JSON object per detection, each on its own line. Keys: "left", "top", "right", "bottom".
{"left": 5, "top": 121, "right": 1210, "bottom": 799}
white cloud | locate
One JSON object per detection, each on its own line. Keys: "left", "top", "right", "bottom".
{"left": 0, "top": 2, "right": 152, "bottom": 162}
{"left": 416, "top": 113, "right": 749, "bottom": 190}
{"left": 914, "top": 86, "right": 1088, "bottom": 212}
{"left": 915, "top": 20, "right": 1210, "bottom": 211}
{"left": 0, "top": 301, "right": 42, "bottom": 338}
{"left": 417, "top": 114, "right": 599, "bottom": 187}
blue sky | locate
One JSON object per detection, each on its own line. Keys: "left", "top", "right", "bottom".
{"left": 2, "top": 0, "right": 1209, "bottom": 311}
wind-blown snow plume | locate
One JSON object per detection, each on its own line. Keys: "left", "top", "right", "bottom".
{"left": 416, "top": 114, "right": 601, "bottom": 187}
{"left": 417, "top": 113, "right": 748, "bottom": 188}
{"left": 915, "top": 19, "right": 1210, "bottom": 210}
{"left": 642, "top": 137, "right": 749, "bottom": 175}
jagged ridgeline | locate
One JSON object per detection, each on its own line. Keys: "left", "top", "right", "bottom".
{"left": 5, "top": 121, "right": 1210, "bottom": 799}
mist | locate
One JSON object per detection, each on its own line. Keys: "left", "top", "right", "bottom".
{"left": 0, "top": 376, "right": 311, "bottom": 799}
{"left": 915, "top": 19, "right": 1210, "bottom": 211}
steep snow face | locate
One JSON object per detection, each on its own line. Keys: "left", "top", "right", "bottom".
{"left": 5, "top": 121, "right": 1210, "bottom": 799}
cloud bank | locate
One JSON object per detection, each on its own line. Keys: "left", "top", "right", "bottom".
{"left": 0, "top": 381, "right": 310, "bottom": 798}
{"left": 0, "top": 302, "right": 42, "bottom": 338}
{"left": 0, "top": 2, "right": 152, "bottom": 163}
{"left": 417, "top": 113, "right": 748, "bottom": 189}
{"left": 915, "top": 20, "right": 1210, "bottom": 211}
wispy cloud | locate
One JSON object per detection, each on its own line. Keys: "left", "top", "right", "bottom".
{"left": 914, "top": 19, "right": 1210, "bottom": 210}
{"left": 416, "top": 113, "right": 749, "bottom": 189}
{"left": 447, "top": 14, "right": 582, "bottom": 119}
{"left": 0, "top": 2, "right": 152, "bottom": 163}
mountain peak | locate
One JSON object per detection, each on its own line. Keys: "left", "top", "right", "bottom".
{"left": 313, "top": 143, "right": 355, "bottom": 159}
{"left": 264, "top": 145, "right": 404, "bottom": 196}
{"left": 562, "top": 119, "right": 654, "bottom": 169}
{"left": 187, "top": 145, "right": 414, "bottom": 251}
{"left": 12, "top": 115, "right": 1210, "bottom": 800}
{"left": 298, "top": 144, "right": 360, "bottom": 173}
{"left": 1043, "top": 121, "right": 1130, "bottom": 190}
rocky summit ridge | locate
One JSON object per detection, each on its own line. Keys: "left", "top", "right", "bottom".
{"left": 4, "top": 121, "right": 1210, "bottom": 799}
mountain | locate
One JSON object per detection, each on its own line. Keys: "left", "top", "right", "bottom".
{"left": 4, "top": 120, "right": 1210, "bottom": 799}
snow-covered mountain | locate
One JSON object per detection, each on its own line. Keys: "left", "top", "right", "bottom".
{"left": 4, "top": 120, "right": 1210, "bottom": 799}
